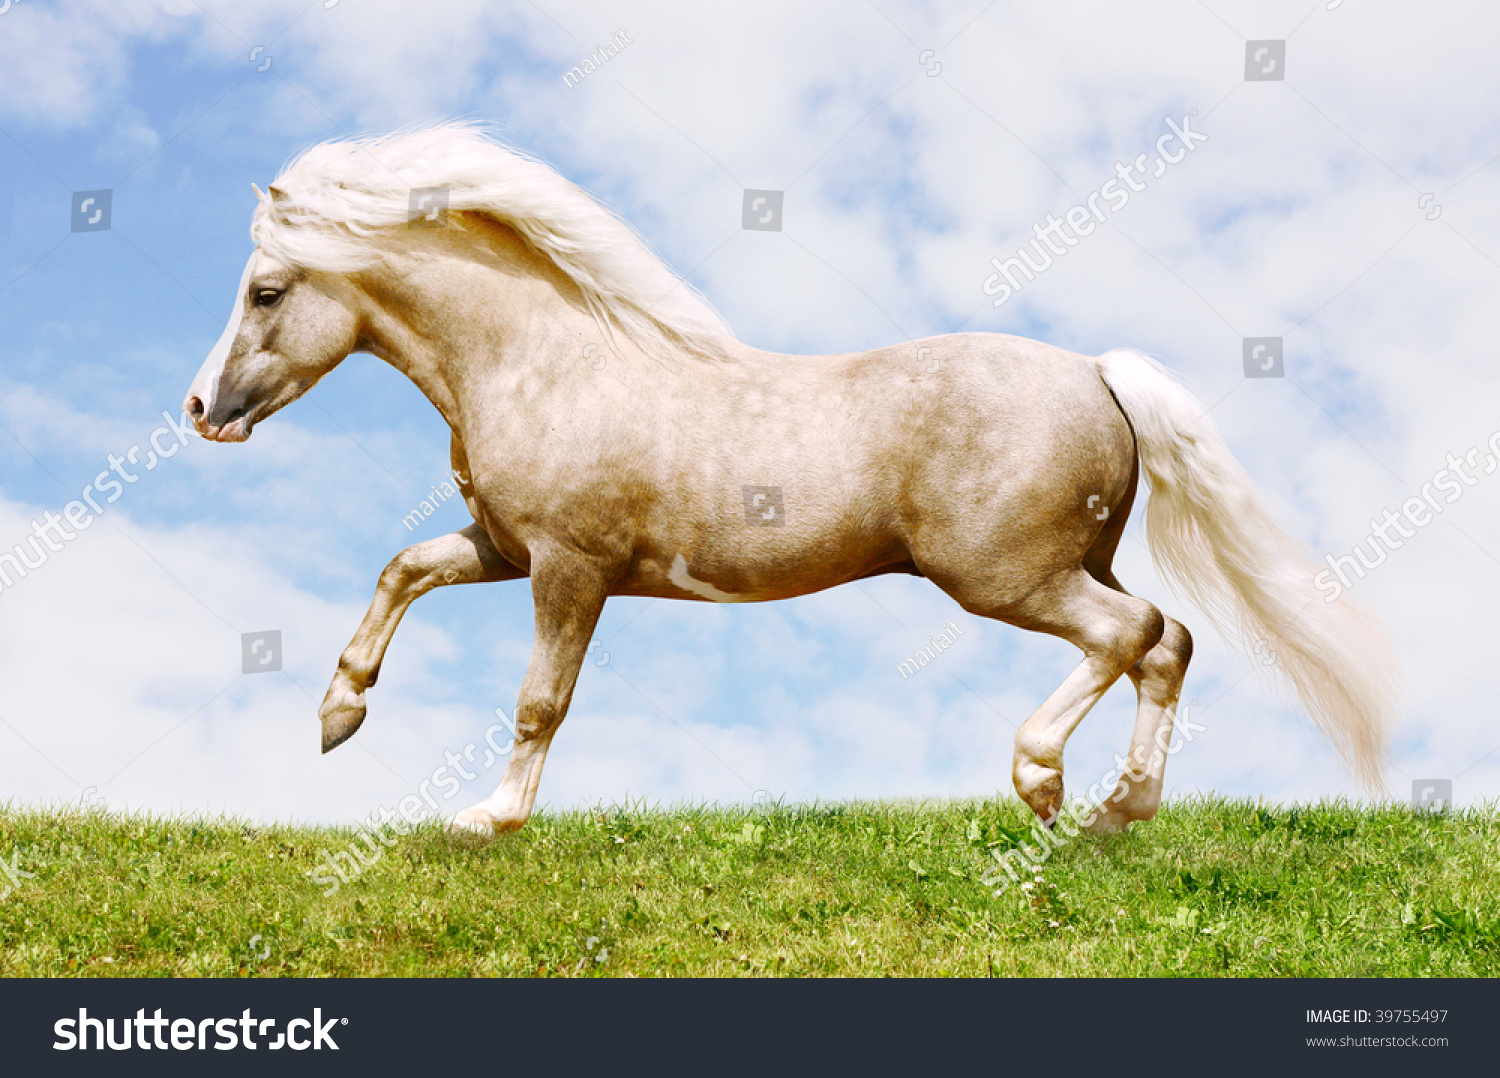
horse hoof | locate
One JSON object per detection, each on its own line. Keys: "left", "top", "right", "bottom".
{"left": 1014, "top": 761, "right": 1066, "bottom": 825}
{"left": 319, "top": 687, "right": 367, "bottom": 754}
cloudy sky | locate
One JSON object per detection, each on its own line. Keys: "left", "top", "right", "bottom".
{"left": 0, "top": 0, "right": 1495, "bottom": 825}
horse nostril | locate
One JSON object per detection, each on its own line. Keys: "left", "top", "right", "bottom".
{"left": 187, "top": 396, "right": 205, "bottom": 421}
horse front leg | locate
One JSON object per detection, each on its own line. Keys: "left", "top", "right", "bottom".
{"left": 320, "top": 523, "right": 523, "bottom": 752}
{"left": 448, "top": 550, "right": 611, "bottom": 838}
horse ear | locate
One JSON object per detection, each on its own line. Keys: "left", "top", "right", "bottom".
{"left": 251, "top": 183, "right": 269, "bottom": 205}
{"left": 267, "top": 184, "right": 289, "bottom": 202}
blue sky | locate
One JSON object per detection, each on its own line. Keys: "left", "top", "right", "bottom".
{"left": 1, "top": 0, "right": 1497, "bottom": 824}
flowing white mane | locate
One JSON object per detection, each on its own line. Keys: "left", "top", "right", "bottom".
{"left": 250, "top": 122, "right": 733, "bottom": 360}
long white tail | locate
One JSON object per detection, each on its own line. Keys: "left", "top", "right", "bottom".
{"left": 1097, "top": 348, "right": 1397, "bottom": 793}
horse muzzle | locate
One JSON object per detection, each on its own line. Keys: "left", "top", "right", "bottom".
{"left": 184, "top": 392, "right": 254, "bottom": 442}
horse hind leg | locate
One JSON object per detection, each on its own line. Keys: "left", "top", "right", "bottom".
{"left": 1085, "top": 592, "right": 1193, "bottom": 833}
{"left": 942, "top": 567, "right": 1165, "bottom": 827}
{"left": 1066, "top": 458, "right": 1193, "bottom": 832}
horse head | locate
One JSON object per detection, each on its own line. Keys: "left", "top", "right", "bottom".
{"left": 184, "top": 187, "right": 363, "bottom": 442}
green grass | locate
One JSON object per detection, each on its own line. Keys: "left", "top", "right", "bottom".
{"left": 1, "top": 797, "right": 1497, "bottom": 977}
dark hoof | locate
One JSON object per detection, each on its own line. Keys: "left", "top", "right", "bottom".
{"left": 319, "top": 696, "right": 366, "bottom": 754}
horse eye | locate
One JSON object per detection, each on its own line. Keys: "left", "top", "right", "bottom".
{"left": 254, "top": 289, "right": 283, "bottom": 307}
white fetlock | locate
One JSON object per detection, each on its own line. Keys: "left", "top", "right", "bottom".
{"left": 1082, "top": 802, "right": 1135, "bottom": 834}
{"left": 445, "top": 805, "right": 498, "bottom": 841}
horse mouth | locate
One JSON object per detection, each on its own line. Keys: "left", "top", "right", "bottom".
{"left": 213, "top": 414, "right": 254, "bottom": 442}
{"left": 194, "top": 407, "right": 255, "bottom": 443}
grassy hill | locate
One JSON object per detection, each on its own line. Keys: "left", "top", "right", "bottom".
{"left": 1, "top": 796, "right": 1496, "bottom": 977}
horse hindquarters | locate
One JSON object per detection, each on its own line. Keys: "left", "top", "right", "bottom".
{"left": 900, "top": 347, "right": 1161, "bottom": 825}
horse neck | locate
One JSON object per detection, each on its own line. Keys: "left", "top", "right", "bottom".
{"left": 353, "top": 227, "right": 618, "bottom": 426}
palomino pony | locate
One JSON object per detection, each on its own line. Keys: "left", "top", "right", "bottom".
{"left": 184, "top": 124, "right": 1395, "bottom": 837}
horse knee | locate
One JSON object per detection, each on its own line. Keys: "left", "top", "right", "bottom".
{"left": 378, "top": 547, "right": 424, "bottom": 594}
{"left": 514, "top": 696, "right": 564, "bottom": 741}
